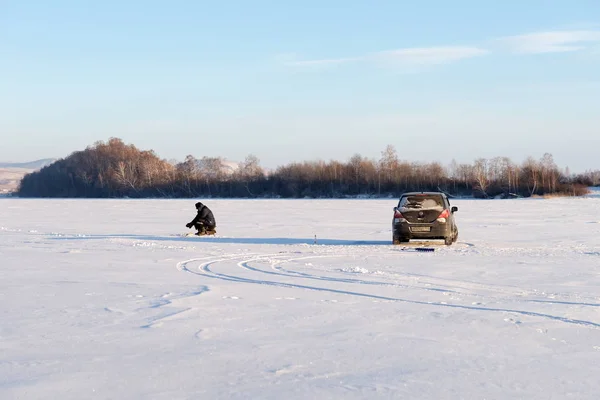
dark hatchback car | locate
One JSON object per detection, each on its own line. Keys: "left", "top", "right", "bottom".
{"left": 392, "top": 192, "right": 458, "bottom": 245}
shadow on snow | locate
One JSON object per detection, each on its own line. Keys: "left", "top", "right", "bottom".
{"left": 50, "top": 233, "right": 395, "bottom": 246}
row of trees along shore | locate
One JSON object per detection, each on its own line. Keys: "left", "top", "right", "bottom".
{"left": 17, "top": 138, "right": 598, "bottom": 199}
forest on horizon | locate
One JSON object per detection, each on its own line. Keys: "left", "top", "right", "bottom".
{"left": 17, "top": 138, "right": 599, "bottom": 199}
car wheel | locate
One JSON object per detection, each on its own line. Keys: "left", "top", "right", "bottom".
{"left": 444, "top": 236, "right": 453, "bottom": 246}
{"left": 453, "top": 230, "right": 458, "bottom": 243}
{"left": 393, "top": 234, "right": 409, "bottom": 245}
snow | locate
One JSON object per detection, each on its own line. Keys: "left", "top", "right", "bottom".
{"left": 1, "top": 196, "right": 600, "bottom": 399}
{"left": 399, "top": 196, "right": 444, "bottom": 211}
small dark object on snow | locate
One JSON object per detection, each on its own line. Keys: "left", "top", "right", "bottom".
{"left": 399, "top": 247, "right": 435, "bottom": 253}
{"left": 415, "top": 247, "right": 435, "bottom": 252}
{"left": 186, "top": 202, "right": 217, "bottom": 235}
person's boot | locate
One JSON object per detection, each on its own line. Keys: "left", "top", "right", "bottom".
{"left": 195, "top": 226, "right": 206, "bottom": 236}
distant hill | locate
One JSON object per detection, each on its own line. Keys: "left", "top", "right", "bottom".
{"left": 0, "top": 158, "right": 56, "bottom": 170}
{"left": 221, "top": 159, "right": 240, "bottom": 174}
{"left": 166, "top": 158, "right": 241, "bottom": 175}
{"left": 0, "top": 158, "right": 56, "bottom": 193}
{"left": 0, "top": 168, "right": 30, "bottom": 194}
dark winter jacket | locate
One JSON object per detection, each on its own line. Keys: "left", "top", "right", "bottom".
{"left": 190, "top": 203, "right": 216, "bottom": 227}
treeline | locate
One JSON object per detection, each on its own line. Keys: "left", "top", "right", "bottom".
{"left": 17, "top": 138, "right": 595, "bottom": 199}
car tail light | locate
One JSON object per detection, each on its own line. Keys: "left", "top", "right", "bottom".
{"left": 393, "top": 209, "right": 406, "bottom": 223}
{"left": 436, "top": 208, "right": 449, "bottom": 222}
{"left": 438, "top": 209, "right": 450, "bottom": 219}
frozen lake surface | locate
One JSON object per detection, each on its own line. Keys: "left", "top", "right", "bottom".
{"left": 1, "top": 196, "right": 600, "bottom": 399}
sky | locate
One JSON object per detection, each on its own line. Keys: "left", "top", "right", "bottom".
{"left": 1, "top": 0, "right": 600, "bottom": 172}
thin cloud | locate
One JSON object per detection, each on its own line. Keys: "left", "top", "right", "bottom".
{"left": 497, "top": 30, "right": 600, "bottom": 53}
{"left": 278, "top": 45, "right": 488, "bottom": 69}
{"left": 372, "top": 46, "right": 489, "bottom": 66}
{"left": 276, "top": 29, "right": 600, "bottom": 70}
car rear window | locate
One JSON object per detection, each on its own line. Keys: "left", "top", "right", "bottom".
{"left": 399, "top": 195, "right": 444, "bottom": 210}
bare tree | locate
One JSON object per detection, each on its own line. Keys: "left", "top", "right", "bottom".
{"left": 379, "top": 144, "right": 399, "bottom": 184}
{"left": 426, "top": 162, "right": 446, "bottom": 188}
{"left": 176, "top": 155, "right": 200, "bottom": 195}
{"left": 236, "top": 154, "right": 264, "bottom": 196}
{"left": 237, "top": 154, "right": 264, "bottom": 181}
{"left": 348, "top": 154, "right": 363, "bottom": 191}
{"left": 540, "top": 153, "right": 558, "bottom": 193}
{"left": 522, "top": 156, "right": 540, "bottom": 195}
{"left": 473, "top": 158, "right": 489, "bottom": 197}
{"left": 197, "top": 156, "right": 227, "bottom": 195}
{"left": 114, "top": 160, "right": 139, "bottom": 192}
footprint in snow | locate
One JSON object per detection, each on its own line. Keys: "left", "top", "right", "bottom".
{"left": 269, "top": 364, "right": 300, "bottom": 375}
{"left": 104, "top": 307, "right": 125, "bottom": 314}
{"left": 504, "top": 317, "right": 522, "bottom": 325}
{"left": 222, "top": 296, "right": 240, "bottom": 300}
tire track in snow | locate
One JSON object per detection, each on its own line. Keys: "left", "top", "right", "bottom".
{"left": 254, "top": 252, "right": 600, "bottom": 306}
{"left": 177, "top": 254, "right": 600, "bottom": 330}
{"left": 238, "top": 253, "right": 458, "bottom": 294}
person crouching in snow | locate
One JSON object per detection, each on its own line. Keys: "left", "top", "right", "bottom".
{"left": 186, "top": 202, "right": 216, "bottom": 235}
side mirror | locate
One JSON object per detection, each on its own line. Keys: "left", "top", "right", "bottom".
{"left": 451, "top": 206, "right": 458, "bottom": 213}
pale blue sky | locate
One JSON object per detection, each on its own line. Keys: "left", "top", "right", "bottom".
{"left": 2, "top": 1, "right": 600, "bottom": 172}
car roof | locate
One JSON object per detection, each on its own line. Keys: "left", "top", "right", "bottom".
{"left": 400, "top": 191, "right": 447, "bottom": 197}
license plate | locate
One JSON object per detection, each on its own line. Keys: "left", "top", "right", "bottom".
{"left": 411, "top": 226, "right": 431, "bottom": 232}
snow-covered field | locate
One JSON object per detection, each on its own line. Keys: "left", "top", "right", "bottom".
{"left": 2, "top": 194, "right": 600, "bottom": 399}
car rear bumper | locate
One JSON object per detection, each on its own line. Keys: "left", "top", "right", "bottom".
{"left": 393, "top": 222, "right": 452, "bottom": 239}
